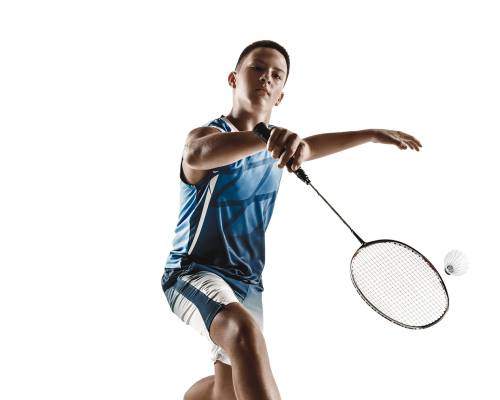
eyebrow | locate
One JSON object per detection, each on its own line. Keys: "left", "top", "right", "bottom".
{"left": 252, "top": 59, "right": 285, "bottom": 75}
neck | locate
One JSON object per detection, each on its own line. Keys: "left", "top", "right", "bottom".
{"left": 225, "top": 104, "right": 272, "bottom": 132}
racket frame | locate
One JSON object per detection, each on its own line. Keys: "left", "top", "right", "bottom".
{"left": 350, "top": 238, "right": 450, "bottom": 329}
{"left": 253, "top": 122, "right": 450, "bottom": 329}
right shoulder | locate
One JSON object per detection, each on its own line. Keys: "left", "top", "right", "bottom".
{"left": 185, "top": 125, "right": 222, "bottom": 143}
{"left": 186, "top": 115, "right": 230, "bottom": 141}
{"left": 181, "top": 125, "right": 223, "bottom": 186}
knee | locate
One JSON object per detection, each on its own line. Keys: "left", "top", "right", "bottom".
{"left": 230, "top": 318, "right": 263, "bottom": 350}
{"left": 211, "top": 304, "right": 264, "bottom": 353}
{"left": 183, "top": 376, "right": 215, "bottom": 400}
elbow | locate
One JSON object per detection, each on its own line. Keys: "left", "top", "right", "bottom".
{"left": 183, "top": 146, "right": 204, "bottom": 169}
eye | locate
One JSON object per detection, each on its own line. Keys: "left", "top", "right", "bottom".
{"left": 273, "top": 74, "right": 282, "bottom": 80}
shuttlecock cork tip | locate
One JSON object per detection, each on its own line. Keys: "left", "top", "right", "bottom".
{"left": 444, "top": 249, "right": 469, "bottom": 276}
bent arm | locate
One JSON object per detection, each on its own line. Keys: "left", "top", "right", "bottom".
{"left": 303, "top": 130, "right": 374, "bottom": 162}
{"left": 183, "top": 127, "right": 267, "bottom": 170}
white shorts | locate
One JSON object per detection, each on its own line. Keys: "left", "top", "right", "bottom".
{"left": 162, "top": 268, "right": 264, "bottom": 365}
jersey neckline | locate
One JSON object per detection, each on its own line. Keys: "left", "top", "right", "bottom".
{"left": 220, "top": 115, "right": 238, "bottom": 132}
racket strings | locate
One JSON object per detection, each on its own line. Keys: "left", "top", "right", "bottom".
{"left": 351, "top": 241, "right": 448, "bottom": 327}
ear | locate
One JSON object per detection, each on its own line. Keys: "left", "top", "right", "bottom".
{"left": 228, "top": 71, "right": 237, "bottom": 88}
{"left": 274, "top": 92, "right": 284, "bottom": 106}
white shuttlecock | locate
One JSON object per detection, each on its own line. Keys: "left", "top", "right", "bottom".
{"left": 444, "top": 250, "right": 469, "bottom": 276}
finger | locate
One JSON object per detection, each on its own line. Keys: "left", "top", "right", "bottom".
{"left": 271, "top": 147, "right": 285, "bottom": 160}
{"left": 267, "top": 128, "right": 284, "bottom": 152}
{"left": 272, "top": 137, "right": 289, "bottom": 159}
{"left": 390, "top": 138, "right": 405, "bottom": 148}
{"left": 404, "top": 140, "right": 415, "bottom": 150}
{"left": 407, "top": 140, "right": 421, "bottom": 151}
{"left": 277, "top": 147, "right": 295, "bottom": 168}
{"left": 275, "top": 133, "right": 298, "bottom": 161}
{"left": 398, "top": 132, "right": 422, "bottom": 148}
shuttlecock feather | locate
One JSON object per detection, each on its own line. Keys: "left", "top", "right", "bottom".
{"left": 444, "top": 250, "right": 468, "bottom": 276}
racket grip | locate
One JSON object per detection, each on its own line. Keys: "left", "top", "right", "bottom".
{"left": 253, "top": 122, "right": 311, "bottom": 185}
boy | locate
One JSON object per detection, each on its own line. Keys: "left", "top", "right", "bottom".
{"left": 162, "top": 40, "right": 421, "bottom": 400}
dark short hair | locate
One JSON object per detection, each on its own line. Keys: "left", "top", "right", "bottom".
{"left": 235, "top": 40, "right": 290, "bottom": 82}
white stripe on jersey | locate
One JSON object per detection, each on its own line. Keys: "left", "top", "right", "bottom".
{"left": 187, "top": 174, "right": 219, "bottom": 255}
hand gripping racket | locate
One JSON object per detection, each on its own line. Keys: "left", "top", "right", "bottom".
{"left": 254, "top": 122, "right": 449, "bottom": 329}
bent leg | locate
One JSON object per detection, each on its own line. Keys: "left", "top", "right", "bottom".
{"left": 214, "top": 361, "right": 237, "bottom": 400}
{"left": 210, "top": 302, "right": 281, "bottom": 400}
{"left": 183, "top": 375, "right": 214, "bottom": 400}
{"left": 183, "top": 362, "right": 237, "bottom": 400}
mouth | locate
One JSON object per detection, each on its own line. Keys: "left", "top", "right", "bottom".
{"left": 256, "top": 88, "right": 270, "bottom": 96}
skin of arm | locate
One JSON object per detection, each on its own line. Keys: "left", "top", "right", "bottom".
{"left": 302, "top": 130, "right": 375, "bottom": 162}
{"left": 268, "top": 127, "right": 421, "bottom": 172}
{"left": 183, "top": 126, "right": 267, "bottom": 170}
{"left": 299, "top": 128, "right": 422, "bottom": 167}
{"left": 184, "top": 126, "right": 422, "bottom": 173}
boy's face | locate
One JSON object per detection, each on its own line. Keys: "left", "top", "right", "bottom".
{"left": 229, "top": 47, "right": 287, "bottom": 109}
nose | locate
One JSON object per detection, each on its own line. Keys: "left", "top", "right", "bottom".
{"left": 259, "top": 74, "right": 271, "bottom": 85}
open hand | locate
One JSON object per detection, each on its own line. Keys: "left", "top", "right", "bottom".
{"left": 371, "top": 129, "right": 422, "bottom": 151}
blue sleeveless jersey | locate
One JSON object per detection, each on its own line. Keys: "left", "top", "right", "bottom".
{"left": 164, "top": 116, "right": 283, "bottom": 291}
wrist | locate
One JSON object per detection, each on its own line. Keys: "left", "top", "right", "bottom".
{"left": 362, "top": 129, "right": 377, "bottom": 143}
{"left": 302, "top": 139, "right": 312, "bottom": 161}
{"left": 252, "top": 123, "right": 272, "bottom": 144}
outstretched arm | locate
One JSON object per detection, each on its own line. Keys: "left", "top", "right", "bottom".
{"left": 302, "top": 129, "right": 422, "bottom": 163}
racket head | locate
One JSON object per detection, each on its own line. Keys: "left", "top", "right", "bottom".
{"left": 350, "top": 239, "right": 449, "bottom": 329}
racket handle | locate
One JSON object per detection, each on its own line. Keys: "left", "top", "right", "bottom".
{"left": 253, "top": 122, "right": 311, "bottom": 185}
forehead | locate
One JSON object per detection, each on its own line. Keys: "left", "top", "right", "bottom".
{"left": 242, "top": 47, "right": 287, "bottom": 73}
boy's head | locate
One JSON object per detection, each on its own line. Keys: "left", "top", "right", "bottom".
{"left": 235, "top": 40, "right": 290, "bottom": 83}
{"left": 229, "top": 40, "right": 290, "bottom": 110}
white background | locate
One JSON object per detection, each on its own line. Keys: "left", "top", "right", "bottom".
{"left": 1, "top": 0, "right": 499, "bottom": 399}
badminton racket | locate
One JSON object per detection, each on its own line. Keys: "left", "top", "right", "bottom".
{"left": 254, "top": 122, "right": 449, "bottom": 329}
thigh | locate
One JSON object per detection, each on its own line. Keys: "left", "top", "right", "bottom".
{"left": 162, "top": 268, "right": 264, "bottom": 366}
{"left": 163, "top": 270, "right": 239, "bottom": 342}
{"left": 240, "top": 283, "right": 264, "bottom": 330}
{"left": 210, "top": 285, "right": 264, "bottom": 366}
